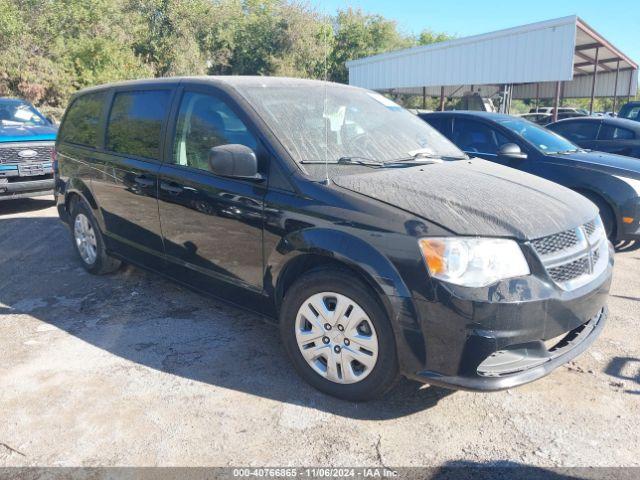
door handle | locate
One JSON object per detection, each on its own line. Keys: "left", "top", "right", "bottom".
{"left": 134, "top": 175, "right": 155, "bottom": 187}
{"left": 160, "top": 181, "right": 184, "bottom": 195}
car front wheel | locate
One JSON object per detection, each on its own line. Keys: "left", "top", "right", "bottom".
{"left": 280, "top": 268, "right": 399, "bottom": 401}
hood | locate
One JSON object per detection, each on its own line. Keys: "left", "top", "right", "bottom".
{"left": 332, "top": 159, "right": 598, "bottom": 240}
{"left": 557, "top": 150, "right": 640, "bottom": 177}
{"left": 0, "top": 124, "right": 57, "bottom": 143}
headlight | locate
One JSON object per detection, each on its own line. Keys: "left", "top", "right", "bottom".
{"left": 418, "top": 237, "right": 530, "bottom": 287}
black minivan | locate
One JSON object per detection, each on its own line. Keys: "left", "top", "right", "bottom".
{"left": 55, "top": 77, "right": 612, "bottom": 401}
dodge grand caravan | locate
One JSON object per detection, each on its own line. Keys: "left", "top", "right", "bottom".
{"left": 54, "top": 77, "right": 612, "bottom": 401}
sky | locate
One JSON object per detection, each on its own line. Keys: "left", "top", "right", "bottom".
{"left": 312, "top": 0, "right": 640, "bottom": 63}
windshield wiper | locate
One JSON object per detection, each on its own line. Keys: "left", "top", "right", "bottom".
{"left": 383, "top": 152, "right": 468, "bottom": 165}
{"left": 548, "top": 148, "right": 581, "bottom": 155}
{"left": 300, "top": 156, "right": 384, "bottom": 167}
{"left": 300, "top": 152, "right": 467, "bottom": 169}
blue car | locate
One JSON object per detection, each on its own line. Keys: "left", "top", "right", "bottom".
{"left": 0, "top": 97, "right": 57, "bottom": 200}
{"left": 420, "top": 111, "right": 640, "bottom": 242}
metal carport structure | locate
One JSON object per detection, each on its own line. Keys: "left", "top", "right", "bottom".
{"left": 346, "top": 16, "right": 638, "bottom": 120}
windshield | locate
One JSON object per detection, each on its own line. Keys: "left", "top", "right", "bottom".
{"left": 499, "top": 118, "right": 580, "bottom": 154}
{"left": 0, "top": 99, "right": 48, "bottom": 126}
{"left": 235, "top": 83, "right": 464, "bottom": 165}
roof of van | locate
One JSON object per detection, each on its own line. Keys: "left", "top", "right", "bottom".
{"left": 73, "top": 76, "right": 361, "bottom": 96}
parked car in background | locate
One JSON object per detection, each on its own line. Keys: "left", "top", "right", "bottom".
{"left": 529, "top": 107, "right": 582, "bottom": 115}
{"left": 0, "top": 97, "right": 57, "bottom": 200}
{"left": 520, "top": 113, "right": 552, "bottom": 125}
{"left": 520, "top": 111, "right": 586, "bottom": 126}
{"left": 55, "top": 77, "right": 611, "bottom": 400}
{"left": 420, "top": 111, "right": 640, "bottom": 241}
{"left": 618, "top": 101, "right": 640, "bottom": 122}
{"left": 547, "top": 116, "right": 640, "bottom": 159}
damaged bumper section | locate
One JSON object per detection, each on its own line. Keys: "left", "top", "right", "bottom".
{"left": 415, "top": 308, "right": 606, "bottom": 391}
{"left": 405, "top": 242, "right": 613, "bottom": 391}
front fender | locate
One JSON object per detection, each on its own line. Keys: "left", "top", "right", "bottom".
{"left": 267, "top": 227, "right": 427, "bottom": 374}
{"left": 269, "top": 227, "right": 411, "bottom": 299}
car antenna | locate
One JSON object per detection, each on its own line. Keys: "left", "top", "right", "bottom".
{"left": 321, "top": 19, "right": 331, "bottom": 186}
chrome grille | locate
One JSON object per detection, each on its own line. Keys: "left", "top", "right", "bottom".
{"left": 547, "top": 257, "right": 590, "bottom": 283}
{"left": 531, "top": 229, "right": 578, "bottom": 255}
{"left": 0, "top": 143, "right": 54, "bottom": 164}
{"left": 584, "top": 220, "right": 596, "bottom": 237}
{"left": 531, "top": 217, "right": 608, "bottom": 290}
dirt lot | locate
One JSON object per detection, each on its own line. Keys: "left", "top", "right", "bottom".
{"left": 1, "top": 197, "right": 639, "bottom": 468}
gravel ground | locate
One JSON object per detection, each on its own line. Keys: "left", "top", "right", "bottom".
{"left": 1, "top": 197, "right": 639, "bottom": 469}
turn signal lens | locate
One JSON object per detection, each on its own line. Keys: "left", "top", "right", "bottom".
{"left": 623, "top": 217, "right": 634, "bottom": 224}
{"left": 420, "top": 238, "right": 446, "bottom": 274}
{"left": 418, "top": 237, "right": 530, "bottom": 288}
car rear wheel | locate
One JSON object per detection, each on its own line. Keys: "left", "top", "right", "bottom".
{"left": 70, "top": 200, "right": 121, "bottom": 275}
{"left": 280, "top": 268, "right": 398, "bottom": 401}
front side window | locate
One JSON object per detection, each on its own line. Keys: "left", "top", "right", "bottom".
{"left": 598, "top": 125, "right": 635, "bottom": 140}
{"left": 422, "top": 116, "right": 450, "bottom": 137}
{"left": 233, "top": 83, "right": 463, "bottom": 170}
{"left": 452, "top": 119, "right": 510, "bottom": 154}
{"left": 106, "top": 90, "right": 171, "bottom": 161}
{"left": 0, "top": 99, "right": 48, "bottom": 126}
{"left": 59, "top": 92, "right": 106, "bottom": 147}
{"left": 499, "top": 118, "right": 579, "bottom": 154}
{"left": 549, "top": 121, "right": 599, "bottom": 142}
{"left": 172, "top": 92, "right": 257, "bottom": 171}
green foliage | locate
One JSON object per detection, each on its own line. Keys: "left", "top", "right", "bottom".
{"left": 417, "top": 29, "right": 453, "bottom": 45}
{"left": 328, "top": 8, "right": 415, "bottom": 84}
{"left": 0, "top": 0, "right": 453, "bottom": 107}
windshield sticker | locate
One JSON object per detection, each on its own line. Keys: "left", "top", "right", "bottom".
{"left": 366, "top": 92, "right": 403, "bottom": 111}
{"left": 14, "top": 108, "right": 35, "bottom": 121}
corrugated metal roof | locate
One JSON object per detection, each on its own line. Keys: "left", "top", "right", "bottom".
{"left": 346, "top": 16, "right": 638, "bottom": 98}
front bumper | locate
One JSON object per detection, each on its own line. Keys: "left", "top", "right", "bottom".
{"left": 412, "top": 307, "right": 607, "bottom": 391}
{"left": 0, "top": 176, "right": 54, "bottom": 200}
{"left": 400, "top": 246, "right": 613, "bottom": 391}
{"left": 0, "top": 141, "right": 55, "bottom": 200}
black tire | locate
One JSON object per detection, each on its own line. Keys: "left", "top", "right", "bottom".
{"left": 581, "top": 191, "right": 616, "bottom": 240}
{"left": 280, "top": 268, "right": 399, "bottom": 401}
{"left": 70, "top": 200, "right": 121, "bottom": 275}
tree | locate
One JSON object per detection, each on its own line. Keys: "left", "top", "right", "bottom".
{"left": 417, "top": 29, "right": 453, "bottom": 46}
{"left": 328, "top": 8, "right": 414, "bottom": 84}
{"left": 0, "top": 0, "right": 456, "bottom": 107}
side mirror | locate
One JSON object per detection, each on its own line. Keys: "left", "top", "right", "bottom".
{"left": 498, "top": 143, "right": 527, "bottom": 160}
{"left": 208, "top": 144, "right": 263, "bottom": 181}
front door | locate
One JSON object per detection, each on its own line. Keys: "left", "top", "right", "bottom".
{"left": 157, "top": 88, "right": 266, "bottom": 296}
{"left": 91, "top": 87, "right": 174, "bottom": 270}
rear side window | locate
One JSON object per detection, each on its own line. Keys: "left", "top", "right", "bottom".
{"left": 598, "top": 125, "right": 635, "bottom": 140}
{"left": 59, "top": 92, "right": 106, "bottom": 147}
{"left": 106, "top": 90, "right": 171, "bottom": 161}
{"left": 621, "top": 106, "right": 640, "bottom": 120}
{"left": 549, "top": 121, "right": 599, "bottom": 142}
